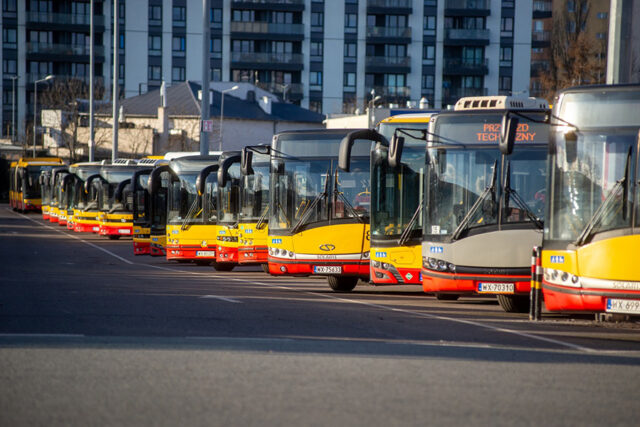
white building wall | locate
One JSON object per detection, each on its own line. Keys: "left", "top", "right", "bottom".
{"left": 513, "top": 0, "right": 533, "bottom": 95}
{"left": 162, "top": 0, "right": 173, "bottom": 84}
{"left": 219, "top": 119, "right": 323, "bottom": 152}
{"left": 186, "top": 0, "right": 205, "bottom": 83}
{"left": 300, "top": 1, "right": 311, "bottom": 109}
{"left": 356, "top": 0, "right": 367, "bottom": 109}
{"left": 485, "top": 0, "right": 502, "bottom": 97}
{"left": 434, "top": 0, "right": 445, "bottom": 109}
{"left": 222, "top": 0, "right": 232, "bottom": 82}
{"left": 103, "top": 0, "right": 112, "bottom": 100}
{"left": 408, "top": 1, "right": 424, "bottom": 105}
{"left": 124, "top": 1, "right": 148, "bottom": 99}
{"left": 17, "top": 2, "right": 27, "bottom": 137}
{"left": 322, "top": 1, "right": 345, "bottom": 114}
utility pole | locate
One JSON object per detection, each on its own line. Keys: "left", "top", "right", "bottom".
{"left": 200, "top": 0, "right": 211, "bottom": 156}
{"left": 112, "top": 0, "right": 119, "bottom": 162}
{"left": 89, "top": 0, "right": 95, "bottom": 161}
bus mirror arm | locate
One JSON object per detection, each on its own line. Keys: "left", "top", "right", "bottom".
{"left": 500, "top": 113, "right": 519, "bottom": 156}
{"left": 241, "top": 150, "right": 254, "bottom": 176}
{"left": 388, "top": 135, "right": 405, "bottom": 168}
{"left": 339, "top": 129, "right": 387, "bottom": 172}
{"left": 218, "top": 153, "right": 241, "bottom": 188}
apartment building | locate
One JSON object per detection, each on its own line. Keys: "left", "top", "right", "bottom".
{"left": 1, "top": 0, "right": 538, "bottom": 141}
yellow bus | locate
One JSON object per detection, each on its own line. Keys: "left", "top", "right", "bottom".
{"left": 341, "top": 113, "right": 435, "bottom": 286}
{"left": 58, "top": 162, "right": 104, "bottom": 231}
{"left": 10, "top": 157, "right": 64, "bottom": 213}
{"left": 238, "top": 145, "right": 270, "bottom": 271}
{"left": 66, "top": 162, "right": 104, "bottom": 232}
{"left": 164, "top": 155, "right": 221, "bottom": 263}
{"left": 131, "top": 158, "right": 167, "bottom": 255}
{"left": 49, "top": 167, "right": 70, "bottom": 224}
{"left": 540, "top": 84, "right": 640, "bottom": 315}
{"left": 94, "top": 161, "right": 141, "bottom": 239}
{"left": 265, "top": 129, "right": 371, "bottom": 291}
{"left": 215, "top": 151, "right": 242, "bottom": 270}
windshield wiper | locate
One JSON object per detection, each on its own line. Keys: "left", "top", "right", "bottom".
{"left": 451, "top": 160, "right": 498, "bottom": 241}
{"left": 256, "top": 205, "right": 269, "bottom": 230}
{"left": 333, "top": 170, "right": 367, "bottom": 224}
{"left": 574, "top": 146, "right": 632, "bottom": 246}
{"left": 398, "top": 203, "right": 422, "bottom": 246}
{"left": 291, "top": 166, "right": 330, "bottom": 234}
{"left": 181, "top": 196, "right": 200, "bottom": 231}
{"left": 501, "top": 161, "right": 543, "bottom": 230}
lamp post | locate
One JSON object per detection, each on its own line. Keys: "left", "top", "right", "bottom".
{"left": 367, "top": 92, "right": 382, "bottom": 129}
{"left": 9, "top": 75, "right": 18, "bottom": 143}
{"left": 33, "top": 75, "right": 55, "bottom": 157}
{"left": 219, "top": 85, "right": 239, "bottom": 151}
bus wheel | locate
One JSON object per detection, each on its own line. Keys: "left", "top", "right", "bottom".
{"left": 497, "top": 295, "right": 530, "bottom": 313}
{"left": 436, "top": 293, "right": 460, "bottom": 301}
{"left": 212, "top": 262, "right": 235, "bottom": 272}
{"left": 261, "top": 263, "right": 270, "bottom": 274}
{"left": 327, "top": 276, "right": 358, "bottom": 292}
{"left": 108, "top": 235, "right": 120, "bottom": 240}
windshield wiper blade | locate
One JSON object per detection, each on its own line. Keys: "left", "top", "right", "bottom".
{"left": 502, "top": 161, "right": 543, "bottom": 230}
{"left": 291, "top": 166, "right": 330, "bottom": 234}
{"left": 255, "top": 205, "right": 269, "bottom": 230}
{"left": 574, "top": 146, "right": 632, "bottom": 246}
{"left": 451, "top": 160, "right": 498, "bottom": 241}
{"left": 398, "top": 203, "right": 422, "bottom": 246}
{"left": 333, "top": 170, "right": 366, "bottom": 224}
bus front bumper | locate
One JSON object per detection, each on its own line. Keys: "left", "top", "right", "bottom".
{"left": 422, "top": 269, "right": 531, "bottom": 295}
{"left": 238, "top": 246, "right": 268, "bottom": 264}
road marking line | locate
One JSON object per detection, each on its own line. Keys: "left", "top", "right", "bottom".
{"left": 199, "top": 295, "right": 242, "bottom": 303}
{"left": 0, "top": 333, "right": 85, "bottom": 338}
{"left": 10, "top": 209, "right": 133, "bottom": 265}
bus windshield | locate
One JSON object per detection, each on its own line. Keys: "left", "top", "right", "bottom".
{"left": 371, "top": 126, "right": 427, "bottom": 241}
{"left": 25, "top": 166, "right": 45, "bottom": 198}
{"left": 219, "top": 163, "right": 241, "bottom": 224}
{"left": 167, "top": 173, "right": 198, "bottom": 225}
{"left": 240, "top": 158, "right": 270, "bottom": 222}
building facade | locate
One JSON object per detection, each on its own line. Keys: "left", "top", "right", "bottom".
{"left": 1, "top": 0, "right": 539, "bottom": 143}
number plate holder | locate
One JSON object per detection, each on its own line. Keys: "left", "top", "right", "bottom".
{"left": 477, "top": 282, "right": 515, "bottom": 294}
{"left": 606, "top": 298, "right": 640, "bottom": 314}
{"left": 314, "top": 266, "right": 342, "bottom": 274}
{"left": 196, "top": 251, "right": 216, "bottom": 257}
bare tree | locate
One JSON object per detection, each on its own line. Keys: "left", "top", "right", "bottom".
{"left": 540, "top": 0, "right": 606, "bottom": 100}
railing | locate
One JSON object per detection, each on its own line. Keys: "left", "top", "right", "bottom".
{"left": 533, "top": 0, "right": 552, "bottom": 12}
{"left": 366, "top": 56, "right": 411, "bottom": 67}
{"left": 443, "top": 58, "right": 488, "bottom": 72}
{"left": 26, "top": 11, "right": 105, "bottom": 26}
{"left": 444, "top": 28, "right": 490, "bottom": 41}
{"left": 231, "top": 52, "right": 304, "bottom": 64}
{"left": 26, "top": 43, "right": 103, "bottom": 56}
{"left": 255, "top": 82, "right": 304, "bottom": 97}
{"left": 442, "top": 87, "right": 488, "bottom": 104}
{"left": 366, "top": 86, "right": 411, "bottom": 97}
{"left": 532, "top": 30, "right": 551, "bottom": 42}
{"left": 25, "top": 73, "right": 106, "bottom": 85}
{"left": 232, "top": 0, "right": 305, "bottom": 4}
{"left": 367, "top": 0, "right": 412, "bottom": 8}
{"left": 366, "top": 26, "right": 411, "bottom": 38}
{"left": 230, "top": 21, "right": 305, "bottom": 35}
{"left": 445, "top": 0, "right": 490, "bottom": 10}
{"left": 531, "top": 61, "right": 550, "bottom": 72}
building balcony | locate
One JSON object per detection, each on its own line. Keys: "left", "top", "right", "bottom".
{"left": 25, "top": 73, "right": 105, "bottom": 86}
{"left": 367, "top": 0, "right": 412, "bottom": 14}
{"left": 231, "top": 0, "right": 305, "bottom": 12}
{"left": 255, "top": 82, "right": 304, "bottom": 100}
{"left": 366, "top": 85, "right": 411, "bottom": 98}
{"left": 365, "top": 56, "right": 411, "bottom": 73}
{"left": 230, "top": 21, "right": 305, "bottom": 36}
{"left": 532, "top": 30, "right": 551, "bottom": 47}
{"left": 533, "top": 0, "right": 552, "bottom": 18}
{"left": 445, "top": 0, "right": 491, "bottom": 16}
{"left": 444, "top": 28, "right": 490, "bottom": 45}
{"left": 26, "top": 43, "right": 104, "bottom": 58}
{"left": 443, "top": 58, "right": 488, "bottom": 75}
{"left": 231, "top": 52, "right": 304, "bottom": 70}
{"left": 366, "top": 26, "right": 411, "bottom": 41}
{"left": 442, "top": 87, "right": 488, "bottom": 105}
{"left": 531, "top": 61, "right": 550, "bottom": 75}
{"left": 26, "top": 12, "right": 105, "bottom": 27}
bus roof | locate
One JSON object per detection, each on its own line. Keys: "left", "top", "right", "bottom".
{"left": 454, "top": 95, "right": 548, "bottom": 111}
{"left": 17, "top": 157, "right": 64, "bottom": 167}
{"left": 378, "top": 112, "right": 436, "bottom": 124}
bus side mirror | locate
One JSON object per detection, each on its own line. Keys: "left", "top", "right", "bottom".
{"left": 500, "top": 114, "right": 519, "bottom": 155}
{"left": 564, "top": 130, "right": 578, "bottom": 163}
{"left": 388, "top": 135, "right": 405, "bottom": 168}
{"left": 241, "top": 150, "right": 254, "bottom": 176}
{"left": 339, "top": 129, "right": 387, "bottom": 172}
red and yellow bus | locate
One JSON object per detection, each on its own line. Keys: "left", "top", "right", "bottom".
{"left": 214, "top": 151, "right": 242, "bottom": 270}
{"left": 9, "top": 157, "right": 64, "bottom": 212}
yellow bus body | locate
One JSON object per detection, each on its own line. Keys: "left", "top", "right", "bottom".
{"left": 166, "top": 223, "right": 220, "bottom": 261}
{"left": 238, "top": 222, "right": 269, "bottom": 265}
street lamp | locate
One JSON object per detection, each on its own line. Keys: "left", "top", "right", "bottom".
{"left": 33, "top": 75, "right": 55, "bottom": 157}
{"left": 368, "top": 94, "right": 382, "bottom": 129}
{"left": 219, "top": 85, "right": 239, "bottom": 151}
{"left": 9, "top": 75, "right": 19, "bottom": 143}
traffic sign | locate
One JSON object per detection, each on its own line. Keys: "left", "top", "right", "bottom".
{"left": 201, "top": 119, "right": 214, "bottom": 132}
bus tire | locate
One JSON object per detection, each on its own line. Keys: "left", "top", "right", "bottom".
{"left": 108, "top": 235, "right": 120, "bottom": 240}
{"left": 212, "top": 262, "right": 235, "bottom": 272}
{"left": 497, "top": 294, "right": 530, "bottom": 313}
{"left": 261, "top": 263, "right": 270, "bottom": 274}
{"left": 327, "top": 276, "right": 358, "bottom": 292}
{"left": 436, "top": 293, "right": 460, "bottom": 301}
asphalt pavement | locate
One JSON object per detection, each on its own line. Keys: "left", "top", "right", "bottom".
{"left": 1, "top": 205, "right": 640, "bottom": 426}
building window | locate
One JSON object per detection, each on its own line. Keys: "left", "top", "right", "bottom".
{"left": 311, "top": 12, "right": 323, "bottom": 30}
{"left": 596, "top": 32, "right": 607, "bottom": 40}
{"left": 567, "top": 1, "right": 575, "bottom": 12}
{"left": 499, "top": 76, "right": 512, "bottom": 92}
{"left": 211, "top": 38, "right": 222, "bottom": 58}
{"left": 344, "top": 42, "right": 357, "bottom": 63}
{"left": 232, "top": 40, "right": 254, "bottom": 53}
{"left": 309, "top": 100, "right": 322, "bottom": 113}
{"left": 172, "top": 66, "right": 185, "bottom": 82}
{"left": 172, "top": 36, "right": 186, "bottom": 54}
{"left": 344, "top": 72, "right": 356, "bottom": 91}
{"left": 119, "top": 63, "right": 125, "bottom": 79}
{"left": 148, "top": 35, "right": 162, "bottom": 55}
{"left": 3, "top": 59, "right": 17, "bottom": 74}
{"left": 422, "top": 74, "right": 434, "bottom": 89}
{"left": 232, "top": 10, "right": 254, "bottom": 22}
{"left": 272, "top": 11, "right": 293, "bottom": 24}
{"left": 422, "top": 44, "right": 435, "bottom": 65}
{"left": 423, "top": 15, "right": 436, "bottom": 36}
{"left": 385, "top": 74, "right": 406, "bottom": 89}
{"left": 309, "top": 71, "right": 322, "bottom": 88}
{"left": 148, "top": 65, "right": 161, "bottom": 81}
{"left": 3, "top": 28, "right": 17, "bottom": 48}
{"left": 149, "top": 5, "right": 162, "bottom": 23}
{"left": 211, "top": 8, "right": 222, "bottom": 28}
{"left": 499, "top": 47, "right": 512, "bottom": 66}
{"left": 119, "top": 33, "right": 125, "bottom": 49}
{"left": 345, "top": 14, "right": 357, "bottom": 33}
{"left": 3, "top": 0, "right": 17, "bottom": 13}
{"left": 597, "top": 12, "right": 608, "bottom": 19}
{"left": 173, "top": 6, "right": 186, "bottom": 25}
{"left": 310, "top": 41, "right": 323, "bottom": 60}
{"left": 500, "top": 17, "right": 513, "bottom": 37}
{"left": 211, "top": 68, "right": 221, "bottom": 82}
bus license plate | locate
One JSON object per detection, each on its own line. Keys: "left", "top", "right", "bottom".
{"left": 314, "top": 266, "right": 342, "bottom": 274}
{"left": 118, "top": 229, "right": 131, "bottom": 234}
{"left": 196, "top": 251, "right": 216, "bottom": 257}
{"left": 606, "top": 298, "right": 640, "bottom": 314}
{"left": 478, "top": 282, "right": 514, "bottom": 294}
